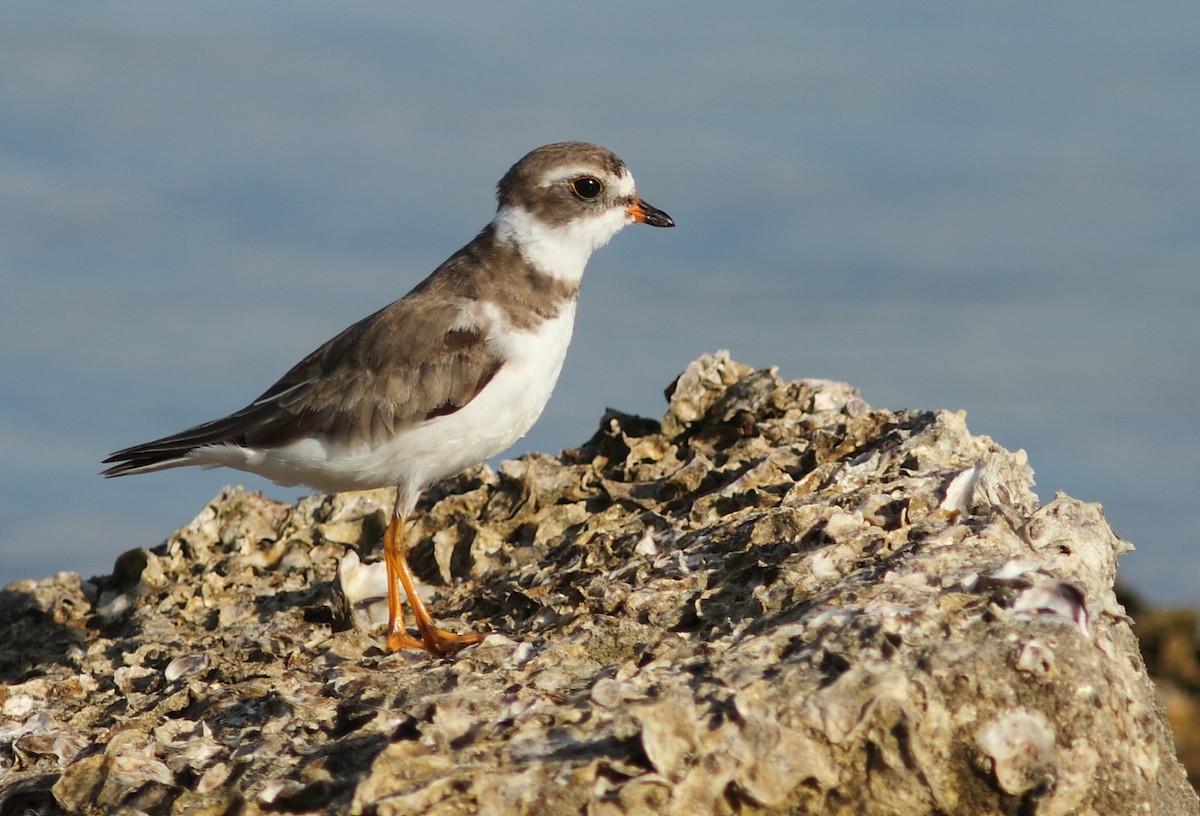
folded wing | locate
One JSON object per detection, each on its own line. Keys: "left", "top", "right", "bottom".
{"left": 101, "top": 297, "right": 503, "bottom": 477}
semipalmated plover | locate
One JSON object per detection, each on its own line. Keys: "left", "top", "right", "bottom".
{"left": 103, "top": 142, "right": 673, "bottom": 655}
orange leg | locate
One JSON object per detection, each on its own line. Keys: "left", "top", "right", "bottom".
{"left": 382, "top": 513, "right": 484, "bottom": 655}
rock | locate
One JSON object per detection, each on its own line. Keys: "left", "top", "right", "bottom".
{"left": 0, "top": 351, "right": 1194, "bottom": 815}
{"left": 1120, "top": 587, "right": 1200, "bottom": 792}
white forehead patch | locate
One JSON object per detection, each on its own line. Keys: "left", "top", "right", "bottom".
{"left": 610, "top": 171, "right": 636, "bottom": 198}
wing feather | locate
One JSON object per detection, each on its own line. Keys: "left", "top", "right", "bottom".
{"left": 101, "top": 294, "right": 504, "bottom": 475}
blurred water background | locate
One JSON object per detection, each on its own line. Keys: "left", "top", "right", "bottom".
{"left": 2, "top": 3, "right": 1197, "bottom": 603}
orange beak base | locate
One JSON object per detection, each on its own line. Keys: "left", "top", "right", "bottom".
{"left": 627, "top": 198, "right": 675, "bottom": 228}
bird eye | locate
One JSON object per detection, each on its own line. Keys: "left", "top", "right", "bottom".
{"left": 569, "top": 176, "right": 603, "bottom": 200}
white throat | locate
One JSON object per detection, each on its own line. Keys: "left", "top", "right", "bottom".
{"left": 492, "top": 204, "right": 633, "bottom": 284}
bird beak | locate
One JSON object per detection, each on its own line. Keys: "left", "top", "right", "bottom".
{"left": 627, "top": 198, "right": 675, "bottom": 228}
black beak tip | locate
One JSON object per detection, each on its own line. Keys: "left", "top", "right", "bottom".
{"left": 644, "top": 207, "right": 675, "bottom": 228}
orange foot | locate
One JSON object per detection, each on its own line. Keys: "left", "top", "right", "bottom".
{"left": 386, "top": 625, "right": 485, "bottom": 656}
{"left": 382, "top": 510, "right": 487, "bottom": 656}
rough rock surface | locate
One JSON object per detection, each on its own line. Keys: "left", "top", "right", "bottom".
{"left": 1121, "top": 589, "right": 1200, "bottom": 792}
{"left": 1, "top": 352, "right": 1194, "bottom": 815}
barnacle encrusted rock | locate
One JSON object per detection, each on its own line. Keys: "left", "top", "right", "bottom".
{"left": 1, "top": 351, "right": 1194, "bottom": 815}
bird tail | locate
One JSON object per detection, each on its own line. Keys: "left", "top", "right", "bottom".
{"left": 101, "top": 409, "right": 262, "bottom": 477}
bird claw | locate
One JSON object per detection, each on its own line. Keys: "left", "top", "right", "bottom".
{"left": 386, "top": 625, "right": 485, "bottom": 656}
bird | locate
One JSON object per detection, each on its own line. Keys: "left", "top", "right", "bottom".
{"left": 102, "top": 142, "right": 674, "bottom": 655}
